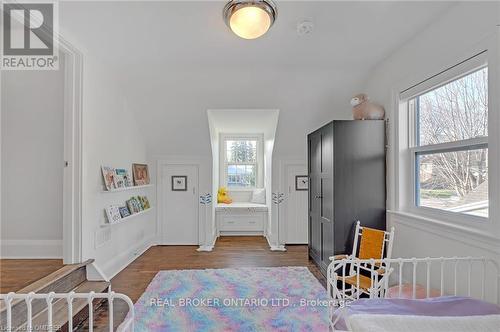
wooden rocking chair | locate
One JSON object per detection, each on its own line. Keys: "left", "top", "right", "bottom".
{"left": 327, "top": 221, "right": 395, "bottom": 301}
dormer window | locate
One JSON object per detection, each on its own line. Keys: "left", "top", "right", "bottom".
{"left": 221, "top": 134, "right": 263, "bottom": 189}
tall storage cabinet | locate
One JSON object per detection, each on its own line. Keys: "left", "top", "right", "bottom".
{"left": 307, "top": 120, "right": 386, "bottom": 275}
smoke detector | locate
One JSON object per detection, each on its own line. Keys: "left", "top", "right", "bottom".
{"left": 297, "top": 20, "right": 313, "bottom": 36}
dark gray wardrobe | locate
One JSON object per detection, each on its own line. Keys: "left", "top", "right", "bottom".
{"left": 307, "top": 120, "right": 386, "bottom": 275}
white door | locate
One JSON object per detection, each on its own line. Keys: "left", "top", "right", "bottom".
{"left": 284, "top": 164, "right": 308, "bottom": 244}
{"left": 163, "top": 164, "right": 199, "bottom": 245}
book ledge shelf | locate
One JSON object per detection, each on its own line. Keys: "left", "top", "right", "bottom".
{"left": 101, "top": 184, "right": 154, "bottom": 193}
{"left": 101, "top": 207, "right": 154, "bottom": 227}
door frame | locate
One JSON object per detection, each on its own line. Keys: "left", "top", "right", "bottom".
{"left": 278, "top": 158, "right": 307, "bottom": 246}
{"left": 157, "top": 159, "right": 202, "bottom": 245}
{"left": 0, "top": 26, "right": 84, "bottom": 261}
{"left": 61, "top": 36, "right": 84, "bottom": 264}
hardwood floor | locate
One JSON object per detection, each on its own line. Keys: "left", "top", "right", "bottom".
{"left": 0, "top": 238, "right": 323, "bottom": 331}
{"left": 0, "top": 259, "right": 64, "bottom": 293}
{"left": 90, "top": 236, "right": 323, "bottom": 330}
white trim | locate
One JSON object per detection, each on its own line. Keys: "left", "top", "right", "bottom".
{"left": 0, "top": 36, "right": 2, "bottom": 260}
{"left": 394, "top": 41, "right": 498, "bottom": 233}
{"left": 388, "top": 211, "right": 500, "bottom": 255}
{"left": 197, "top": 237, "right": 216, "bottom": 252}
{"left": 60, "top": 36, "right": 84, "bottom": 265}
{"left": 1, "top": 240, "right": 63, "bottom": 259}
{"left": 410, "top": 137, "right": 488, "bottom": 154}
{"left": 219, "top": 133, "right": 264, "bottom": 189}
{"left": 269, "top": 244, "right": 286, "bottom": 251}
{"left": 97, "top": 235, "right": 156, "bottom": 280}
{"left": 400, "top": 51, "right": 488, "bottom": 100}
{"left": 0, "top": 33, "right": 83, "bottom": 263}
{"left": 86, "top": 262, "right": 109, "bottom": 282}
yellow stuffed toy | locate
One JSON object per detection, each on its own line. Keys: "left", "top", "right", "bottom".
{"left": 217, "top": 187, "right": 233, "bottom": 204}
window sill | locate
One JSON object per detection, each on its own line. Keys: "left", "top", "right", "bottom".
{"left": 387, "top": 210, "right": 499, "bottom": 246}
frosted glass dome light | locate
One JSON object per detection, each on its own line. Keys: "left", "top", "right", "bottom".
{"left": 223, "top": 0, "right": 277, "bottom": 39}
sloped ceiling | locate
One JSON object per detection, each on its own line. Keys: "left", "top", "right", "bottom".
{"left": 60, "top": 1, "right": 455, "bottom": 157}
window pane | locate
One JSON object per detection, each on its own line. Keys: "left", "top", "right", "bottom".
{"left": 416, "top": 148, "right": 488, "bottom": 217}
{"left": 227, "top": 164, "right": 256, "bottom": 188}
{"left": 226, "top": 140, "right": 257, "bottom": 163}
{"left": 415, "top": 68, "right": 488, "bottom": 146}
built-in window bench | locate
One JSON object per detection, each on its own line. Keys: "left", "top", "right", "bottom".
{"left": 216, "top": 202, "right": 268, "bottom": 236}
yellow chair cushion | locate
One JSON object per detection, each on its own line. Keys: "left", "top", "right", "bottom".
{"left": 339, "top": 274, "right": 372, "bottom": 290}
{"left": 358, "top": 227, "right": 385, "bottom": 260}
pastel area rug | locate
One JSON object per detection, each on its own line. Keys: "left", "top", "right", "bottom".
{"left": 122, "top": 267, "right": 329, "bottom": 331}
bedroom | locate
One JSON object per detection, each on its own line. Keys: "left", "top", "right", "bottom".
{"left": 0, "top": 1, "right": 499, "bottom": 331}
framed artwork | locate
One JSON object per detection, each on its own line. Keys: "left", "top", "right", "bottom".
{"left": 172, "top": 176, "right": 187, "bottom": 191}
{"left": 295, "top": 175, "right": 309, "bottom": 191}
{"left": 132, "top": 163, "right": 150, "bottom": 186}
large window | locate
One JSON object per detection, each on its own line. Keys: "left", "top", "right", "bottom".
{"left": 222, "top": 136, "right": 261, "bottom": 188}
{"left": 408, "top": 66, "right": 488, "bottom": 218}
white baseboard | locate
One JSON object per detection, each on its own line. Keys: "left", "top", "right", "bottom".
{"left": 97, "top": 235, "right": 156, "bottom": 280}
{"left": 0, "top": 239, "right": 63, "bottom": 258}
{"left": 197, "top": 245, "right": 214, "bottom": 252}
{"left": 270, "top": 244, "right": 287, "bottom": 251}
{"left": 197, "top": 234, "right": 217, "bottom": 252}
{"left": 86, "top": 262, "right": 109, "bottom": 282}
{"left": 264, "top": 234, "right": 287, "bottom": 251}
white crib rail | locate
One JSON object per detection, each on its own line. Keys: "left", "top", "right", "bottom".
{"left": 0, "top": 291, "right": 134, "bottom": 332}
{"left": 328, "top": 256, "right": 500, "bottom": 304}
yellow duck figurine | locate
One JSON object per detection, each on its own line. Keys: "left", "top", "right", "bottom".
{"left": 217, "top": 187, "right": 233, "bottom": 204}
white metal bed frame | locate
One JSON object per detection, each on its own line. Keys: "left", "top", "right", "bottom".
{"left": 0, "top": 291, "right": 134, "bottom": 331}
{"left": 328, "top": 256, "right": 500, "bottom": 331}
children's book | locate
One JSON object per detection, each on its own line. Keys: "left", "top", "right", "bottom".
{"left": 127, "top": 198, "right": 140, "bottom": 214}
{"left": 105, "top": 205, "right": 122, "bottom": 223}
{"left": 136, "top": 196, "right": 144, "bottom": 211}
{"left": 140, "top": 196, "right": 151, "bottom": 209}
{"left": 119, "top": 206, "right": 131, "bottom": 218}
{"left": 101, "top": 166, "right": 117, "bottom": 191}
{"left": 115, "top": 168, "right": 132, "bottom": 188}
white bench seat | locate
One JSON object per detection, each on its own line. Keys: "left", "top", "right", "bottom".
{"left": 216, "top": 202, "right": 268, "bottom": 211}
{"left": 215, "top": 202, "right": 268, "bottom": 236}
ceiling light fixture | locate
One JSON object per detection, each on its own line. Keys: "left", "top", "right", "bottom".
{"left": 223, "top": 0, "right": 277, "bottom": 40}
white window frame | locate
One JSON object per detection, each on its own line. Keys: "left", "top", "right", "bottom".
{"left": 219, "top": 133, "right": 264, "bottom": 190}
{"left": 399, "top": 52, "right": 490, "bottom": 224}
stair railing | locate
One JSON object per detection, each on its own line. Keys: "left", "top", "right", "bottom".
{"left": 0, "top": 291, "right": 134, "bottom": 332}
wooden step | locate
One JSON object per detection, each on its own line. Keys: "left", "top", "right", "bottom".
{"left": 16, "top": 281, "right": 110, "bottom": 332}
{"left": 0, "top": 259, "right": 94, "bottom": 330}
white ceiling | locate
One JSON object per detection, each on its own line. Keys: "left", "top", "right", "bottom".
{"left": 59, "top": 1, "right": 456, "bottom": 156}
{"left": 208, "top": 109, "right": 280, "bottom": 137}
{"left": 61, "top": 1, "right": 454, "bottom": 70}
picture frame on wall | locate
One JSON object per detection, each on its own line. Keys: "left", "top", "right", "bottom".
{"left": 132, "top": 163, "right": 150, "bottom": 186}
{"left": 172, "top": 176, "right": 188, "bottom": 191}
{"left": 295, "top": 175, "right": 309, "bottom": 191}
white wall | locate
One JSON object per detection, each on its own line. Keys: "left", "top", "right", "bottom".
{"left": 1, "top": 60, "right": 65, "bottom": 258}
{"left": 364, "top": 2, "right": 500, "bottom": 262}
{"left": 81, "top": 54, "right": 156, "bottom": 279}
